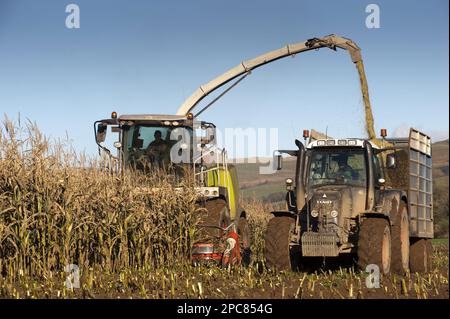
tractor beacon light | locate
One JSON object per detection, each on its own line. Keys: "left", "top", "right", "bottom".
{"left": 303, "top": 129, "right": 310, "bottom": 139}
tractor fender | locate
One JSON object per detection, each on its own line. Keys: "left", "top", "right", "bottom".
{"left": 270, "top": 211, "right": 297, "bottom": 219}
{"left": 360, "top": 212, "right": 391, "bottom": 226}
{"left": 376, "top": 189, "right": 408, "bottom": 226}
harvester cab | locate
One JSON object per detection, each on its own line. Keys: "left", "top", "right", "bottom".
{"left": 266, "top": 128, "right": 434, "bottom": 275}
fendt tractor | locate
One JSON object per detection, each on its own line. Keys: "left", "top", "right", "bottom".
{"left": 265, "top": 128, "right": 434, "bottom": 274}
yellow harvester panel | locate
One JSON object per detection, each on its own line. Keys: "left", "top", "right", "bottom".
{"left": 206, "top": 165, "right": 240, "bottom": 220}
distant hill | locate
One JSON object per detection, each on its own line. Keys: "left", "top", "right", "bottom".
{"left": 236, "top": 140, "right": 449, "bottom": 236}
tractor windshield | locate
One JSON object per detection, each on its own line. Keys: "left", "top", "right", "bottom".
{"left": 307, "top": 149, "right": 367, "bottom": 188}
{"left": 122, "top": 124, "right": 193, "bottom": 173}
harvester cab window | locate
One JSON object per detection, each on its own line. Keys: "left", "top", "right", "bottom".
{"left": 308, "top": 150, "right": 367, "bottom": 187}
{"left": 123, "top": 125, "right": 173, "bottom": 171}
{"left": 123, "top": 125, "right": 194, "bottom": 175}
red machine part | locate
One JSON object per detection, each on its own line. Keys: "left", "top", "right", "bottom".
{"left": 191, "top": 231, "right": 242, "bottom": 266}
{"left": 221, "top": 231, "right": 241, "bottom": 266}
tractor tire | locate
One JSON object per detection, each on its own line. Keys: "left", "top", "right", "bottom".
{"left": 357, "top": 218, "right": 392, "bottom": 275}
{"left": 391, "top": 203, "right": 410, "bottom": 274}
{"left": 410, "top": 238, "right": 433, "bottom": 273}
{"left": 198, "top": 199, "right": 231, "bottom": 240}
{"left": 264, "top": 216, "right": 298, "bottom": 271}
{"left": 238, "top": 217, "right": 251, "bottom": 266}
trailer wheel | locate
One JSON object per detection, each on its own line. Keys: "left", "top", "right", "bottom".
{"left": 198, "top": 199, "right": 230, "bottom": 239}
{"left": 410, "top": 238, "right": 433, "bottom": 273}
{"left": 357, "top": 218, "right": 391, "bottom": 275}
{"left": 238, "top": 217, "right": 251, "bottom": 266}
{"left": 391, "top": 203, "right": 410, "bottom": 274}
{"left": 264, "top": 216, "right": 298, "bottom": 271}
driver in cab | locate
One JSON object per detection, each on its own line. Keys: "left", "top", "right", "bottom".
{"left": 146, "top": 130, "right": 170, "bottom": 169}
{"left": 334, "top": 154, "right": 356, "bottom": 180}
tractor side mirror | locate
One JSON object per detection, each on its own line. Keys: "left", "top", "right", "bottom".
{"left": 96, "top": 123, "right": 107, "bottom": 144}
{"left": 275, "top": 154, "right": 283, "bottom": 171}
{"left": 386, "top": 153, "right": 396, "bottom": 169}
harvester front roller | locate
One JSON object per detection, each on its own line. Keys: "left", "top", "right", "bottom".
{"left": 192, "top": 198, "right": 243, "bottom": 266}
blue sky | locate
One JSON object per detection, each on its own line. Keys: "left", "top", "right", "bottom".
{"left": 0, "top": 0, "right": 448, "bottom": 157}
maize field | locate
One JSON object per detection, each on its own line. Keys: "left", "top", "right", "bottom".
{"left": 0, "top": 118, "right": 448, "bottom": 299}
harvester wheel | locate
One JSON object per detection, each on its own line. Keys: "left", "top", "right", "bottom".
{"left": 410, "top": 238, "right": 433, "bottom": 273}
{"left": 198, "top": 199, "right": 231, "bottom": 239}
{"left": 264, "top": 216, "right": 298, "bottom": 271}
{"left": 238, "top": 217, "right": 251, "bottom": 266}
{"left": 391, "top": 203, "right": 410, "bottom": 274}
{"left": 357, "top": 218, "right": 391, "bottom": 274}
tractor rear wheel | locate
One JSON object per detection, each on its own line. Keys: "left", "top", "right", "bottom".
{"left": 264, "top": 216, "right": 298, "bottom": 271}
{"left": 357, "top": 218, "right": 392, "bottom": 274}
{"left": 391, "top": 203, "right": 410, "bottom": 274}
{"left": 410, "top": 238, "right": 433, "bottom": 273}
{"left": 238, "top": 217, "right": 251, "bottom": 266}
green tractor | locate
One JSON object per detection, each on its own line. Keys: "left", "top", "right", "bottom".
{"left": 265, "top": 128, "right": 434, "bottom": 274}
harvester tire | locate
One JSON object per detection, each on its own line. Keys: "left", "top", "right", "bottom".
{"left": 238, "top": 217, "right": 251, "bottom": 266}
{"left": 357, "top": 218, "right": 391, "bottom": 274}
{"left": 199, "top": 199, "right": 231, "bottom": 239}
{"left": 264, "top": 216, "right": 297, "bottom": 271}
{"left": 410, "top": 238, "right": 433, "bottom": 273}
{"left": 391, "top": 203, "right": 410, "bottom": 274}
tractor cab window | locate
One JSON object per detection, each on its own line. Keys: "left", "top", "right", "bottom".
{"left": 122, "top": 125, "right": 191, "bottom": 172}
{"left": 307, "top": 149, "right": 367, "bottom": 188}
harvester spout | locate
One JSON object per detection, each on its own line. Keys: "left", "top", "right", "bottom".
{"left": 176, "top": 34, "right": 376, "bottom": 140}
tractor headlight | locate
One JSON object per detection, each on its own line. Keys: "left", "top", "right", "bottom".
{"left": 311, "top": 210, "right": 319, "bottom": 218}
{"left": 285, "top": 178, "right": 294, "bottom": 191}
{"left": 330, "top": 210, "right": 338, "bottom": 218}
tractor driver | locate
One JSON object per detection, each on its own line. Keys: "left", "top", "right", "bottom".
{"left": 333, "top": 154, "right": 357, "bottom": 180}
{"left": 146, "top": 130, "right": 170, "bottom": 168}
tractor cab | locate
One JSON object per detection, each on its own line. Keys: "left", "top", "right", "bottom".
{"left": 306, "top": 139, "right": 370, "bottom": 190}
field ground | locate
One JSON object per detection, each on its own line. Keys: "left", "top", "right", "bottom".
{"left": 1, "top": 242, "right": 447, "bottom": 299}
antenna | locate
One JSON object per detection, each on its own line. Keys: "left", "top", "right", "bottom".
{"left": 325, "top": 126, "right": 328, "bottom": 139}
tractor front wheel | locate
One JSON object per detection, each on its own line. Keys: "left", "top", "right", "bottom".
{"left": 264, "top": 216, "right": 298, "bottom": 271}
{"left": 357, "top": 218, "right": 392, "bottom": 275}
